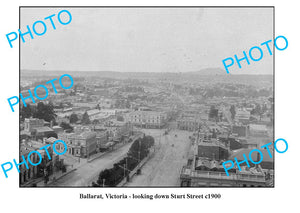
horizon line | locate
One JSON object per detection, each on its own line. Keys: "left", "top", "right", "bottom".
{"left": 20, "top": 69, "right": 273, "bottom": 75}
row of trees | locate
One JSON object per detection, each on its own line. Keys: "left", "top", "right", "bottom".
{"left": 250, "top": 104, "right": 269, "bottom": 116}
{"left": 69, "top": 112, "right": 91, "bottom": 124}
{"left": 21, "top": 102, "right": 56, "bottom": 122}
{"left": 60, "top": 112, "right": 91, "bottom": 132}
{"left": 92, "top": 135, "right": 154, "bottom": 187}
{"left": 21, "top": 102, "right": 98, "bottom": 133}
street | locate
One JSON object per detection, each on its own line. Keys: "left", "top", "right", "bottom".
{"left": 125, "top": 129, "right": 192, "bottom": 187}
{"left": 47, "top": 129, "right": 192, "bottom": 187}
{"left": 49, "top": 141, "right": 133, "bottom": 186}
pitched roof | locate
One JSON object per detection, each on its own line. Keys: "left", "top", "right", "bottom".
{"left": 34, "top": 126, "right": 54, "bottom": 133}
{"left": 229, "top": 148, "right": 273, "bottom": 162}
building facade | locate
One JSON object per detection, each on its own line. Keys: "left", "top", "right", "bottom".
{"left": 58, "top": 131, "right": 97, "bottom": 158}
{"left": 177, "top": 117, "right": 201, "bottom": 131}
{"left": 180, "top": 166, "right": 266, "bottom": 187}
{"left": 20, "top": 141, "right": 54, "bottom": 185}
{"left": 22, "top": 118, "right": 55, "bottom": 140}
{"left": 180, "top": 132, "right": 266, "bottom": 187}
{"left": 126, "top": 110, "right": 166, "bottom": 128}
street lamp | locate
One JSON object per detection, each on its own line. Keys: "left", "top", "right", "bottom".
{"left": 138, "top": 139, "right": 142, "bottom": 162}
{"left": 124, "top": 157, "right": 128, "bottom": 178}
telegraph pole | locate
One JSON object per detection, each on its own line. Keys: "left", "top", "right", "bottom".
{"left": 123, "top": 163, "right": 126, "bottom": 178}
{"left": 138, "top": 139, "right": 141, "bottom": 162}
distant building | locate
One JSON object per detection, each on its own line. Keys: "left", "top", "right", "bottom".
{"left": 86, "top": 109, "right": 101, "bottom": 119}
{"left": 52, "top": 126, "right": 64, "bottom": 134}
{"left": 229, "top": 148, "right": 274, "bottom": 170}
{"left": 218, "top": 135, "right": 243, "bottom": 151}
{"left": 24, "top": 118, "right": 45, "bottom": 132}
{"left": 58, "top": 131, "right": 97, "bottom": 158}
{"left": 33, "top": 126, "right": 56, "bottom": 140}
{"left": 126, "top": 110, "right": 166, "bottom": 128}
{"left": 232, "top": 125, "right": 248, "bottom": 137}
{"left": 249, "top": 124, "right": 268, "bottom": 137}
{"left": 180, "top": 133, "right": 267, "bottom": 187}
{"left": 115, "top": 122, "right": 132, "bottom": 139}
{"left": 22, "top": 118, "right": 55, "bottom": 140}
{"left": 89, "top": 109, "right": 116, "bottom": 121}
{"left": 177, "top": 116, "right": 201, "bottom": 131}
{"left": 96, "top": 131, "right": 109, "bottom": 151}
{"left": 98, "top": 98, "right": 115, "bottom": 109}
{"left": 236, "top": 109, "right": 251, "bottom": 124}
{"left": 197, "top": 138, "right": 229, "bottom": 161}
{"left": 180, "top": 165, "right": 266, "bottom": 187}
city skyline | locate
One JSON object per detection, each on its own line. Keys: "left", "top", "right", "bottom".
{"left": 19, "top": 7, "right": 274, "bottom": 187}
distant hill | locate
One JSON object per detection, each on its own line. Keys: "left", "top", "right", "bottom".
{"left": 21, "top": 68, "right": 272, "bottom": 88}
{"left": 188, "top": 68, "right": 226, "bottom": 75}
{"left": 21, "top": 67, "right": 227, "bottom": 77}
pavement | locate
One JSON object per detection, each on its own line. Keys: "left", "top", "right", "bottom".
{"left": 22, "top": 130, "right": 192, "bottom": 187}
{"left": 21, "top": 133, "right": 144, "bottom": 187}
{"left": 47, "top": 140, "right": 134, "bottom": 186}
{"left": 21, "top": 165, "right": 78, "bottom": 187}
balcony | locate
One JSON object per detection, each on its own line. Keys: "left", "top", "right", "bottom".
{"left": 181, "top": 166, "right": 265, "bottom": 182}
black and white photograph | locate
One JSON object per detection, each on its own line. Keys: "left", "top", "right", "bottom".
{"left": 19, "top": 7, "right": 274, "bottom": 188}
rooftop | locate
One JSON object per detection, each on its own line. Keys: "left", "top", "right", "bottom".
{"left": 34, "top": 126, "right": 54, "bottom": 133}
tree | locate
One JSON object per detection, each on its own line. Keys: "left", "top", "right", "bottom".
{"left": 69, "top": 113, "right": 79, "bottom": 124}
{"left": 52, "top": 120, "right": 58, "bottom": 126}
{"left": 251, "top": 104, "right": 262, "bottom": 115}
{"left": 21, "top": 104, "right": 33, "bottom": 121}
{"left": 262, "top": 104, "right": 268, "bottom": 113}
{"left": 82, "top": 112, "right": 91, "bottom": 124}
{"left": 96, "top": 104, "right": 101, "bottom": 110}
{"left": 128, "top": 136, "right": 154, "bottom": 161}
{"left": 230, "top": 105, "right": 236, "bottom": 120}
{"left": 125, "top": 100, "right": 131, "bottom": 108}
{"left": 92, "top": 119, "right": 99, "bottom": 124}
{"left": 255, "top": 104, "right": 261, "bottom": 113}
{"left": 268, "top": 97, "right": 274, "bottom": 103}
{"left": 60, "top": 122, "right": 73, "bottom": 131}
{"left": 93, "top": 135, "right": 155, "bottom": 187}
{"left": 33, "top": 102, "right": 56, "bottom": 122}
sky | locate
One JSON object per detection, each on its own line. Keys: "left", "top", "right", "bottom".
{"left": 20, "top": 7, "right": 273, "bottom": 74}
